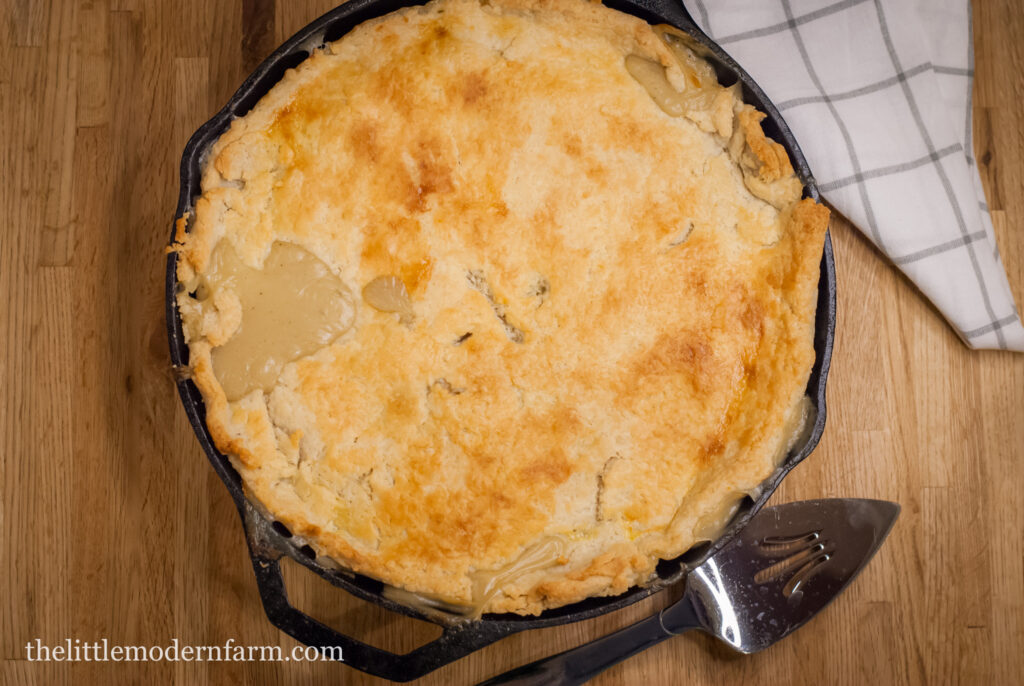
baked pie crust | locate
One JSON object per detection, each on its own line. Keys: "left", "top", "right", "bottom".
{"left": 173, "top": 0, "right": 829, "bottom": 616}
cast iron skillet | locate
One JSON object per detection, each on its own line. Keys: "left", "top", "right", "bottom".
{"left": 166, "top": 0, "right": 836, "bottom": 680}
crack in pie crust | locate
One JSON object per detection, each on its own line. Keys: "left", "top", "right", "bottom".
{"left": 173, "top": 0, "right": 830, "bottom": 616}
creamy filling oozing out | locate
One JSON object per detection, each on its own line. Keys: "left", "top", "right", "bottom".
{"left": 382, "top": 535, "right": 569, "bottom": 620}
{"left": 201, "top": 241, "right": 356, "bottom": 400}
{"left": 469, "top": 536, "right": 567, "bottom": 612}
{"left": 625, "top": 26, "right": 720, "bottom": 118}
{"left": 361, "top": 274, "right": 415, "bottom": 324}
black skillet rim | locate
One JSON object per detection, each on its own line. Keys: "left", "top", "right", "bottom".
{"left": 165, "top": 0, "right": 837, "bottom": 680}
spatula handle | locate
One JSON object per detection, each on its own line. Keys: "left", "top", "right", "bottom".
{"left": 478, "top": 601, "right": 701, "bottom": 686}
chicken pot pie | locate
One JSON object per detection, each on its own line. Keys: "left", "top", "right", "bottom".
{"left": 173, "top": 0, "right": 830, "bottom": 616}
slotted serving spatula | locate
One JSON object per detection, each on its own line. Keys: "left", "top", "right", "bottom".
{"left": 480, "top": 498, "right": 899, "bottom": 686}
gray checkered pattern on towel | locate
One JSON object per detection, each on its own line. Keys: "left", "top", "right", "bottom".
{"left": 685, "top": 0, "right": 1024, "bottom": 350}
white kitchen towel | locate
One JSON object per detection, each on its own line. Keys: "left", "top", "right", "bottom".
{"left": 683, "top": 0, "right": 1024, "bottom": 350}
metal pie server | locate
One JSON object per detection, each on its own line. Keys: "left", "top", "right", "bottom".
{"left": 479, "top": 498, "right": 899, "bottom": 686}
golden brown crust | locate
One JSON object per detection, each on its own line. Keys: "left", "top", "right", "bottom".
{"left": 174, "top": 0, "right": 829, "bottom": 615}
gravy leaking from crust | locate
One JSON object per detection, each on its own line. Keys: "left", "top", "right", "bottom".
{"left": 203, "top": 241, "right": 355, "bottom": 400}
{"left": 625, "top": 28, "right": 718, "bottom": 118}
{"left": 470, "top": 537, "right": 567, "bottom": 615}
{"left": 691, "top": 396, "right": 814, "bottom": 542}
{"left": 382, "top": 536, "right": 569, "bottom": 620}
{"left": 362, "top": 274, "right": 415, "bottom": 324}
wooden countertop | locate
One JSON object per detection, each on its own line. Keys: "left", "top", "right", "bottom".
{"left": 2, "top": 1, "right": 1022, "bottom": 684}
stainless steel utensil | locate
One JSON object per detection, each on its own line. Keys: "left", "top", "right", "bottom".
{"left": 479, "top": 498, "right": 899, "bottom": 686}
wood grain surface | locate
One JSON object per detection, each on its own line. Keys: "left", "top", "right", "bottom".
{"left": 2, "top": 1, "right": 1022, "bottom": 684}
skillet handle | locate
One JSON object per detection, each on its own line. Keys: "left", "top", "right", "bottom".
{"left": 240, "top": 502, "right": 516, "bottom": 682}
{"left": 247, "top": 550, "right": 514, "bottom": 682}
